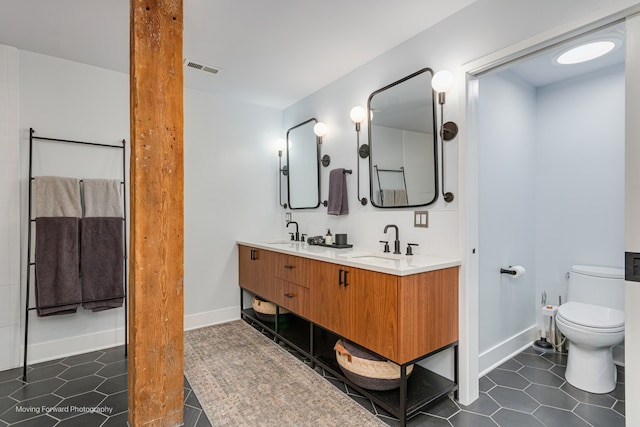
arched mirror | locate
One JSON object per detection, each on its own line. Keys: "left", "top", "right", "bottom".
{"left": 367, "top": 68, "right": 438, "bottom": 207}
{"left": 286, "top": 118, "right": 321, "bottom": 209}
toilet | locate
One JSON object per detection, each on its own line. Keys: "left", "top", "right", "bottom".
{"left": 555, "top": 265, "right": 625, "bottom": 394}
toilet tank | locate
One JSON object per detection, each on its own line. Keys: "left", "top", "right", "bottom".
{"left": 567, "top": 265, "right": 625, "bottom": 311}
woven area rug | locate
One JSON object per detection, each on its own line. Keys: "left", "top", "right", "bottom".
{"left": 184, "top": 320, "right": 385, "bottom": 427}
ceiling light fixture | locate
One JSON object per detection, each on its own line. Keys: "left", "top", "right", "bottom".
{"left": 555, "top": 41, "right": 616, "bottom": 65}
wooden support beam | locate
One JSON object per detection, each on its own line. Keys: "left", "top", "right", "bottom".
{"left": 129, "top": 1, "right": 184, "bottom": 426}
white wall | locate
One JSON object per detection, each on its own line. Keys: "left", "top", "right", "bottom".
{"left": 183, "top": 88, "right": 282, "bottom": 327}
{"left": 0, "top": 44, "right": 20, "bottom": 371}
{"left": 19, "top": 51, "right": 130, "bottom": 362}
{"left": 476, "top": 71, "right": 537, "bottom": 372}
{"left": 13, "top": 50, "right": 283, "bottom": 364}
{"left": 535, "top": 65, "right": 625, "bottom": 304}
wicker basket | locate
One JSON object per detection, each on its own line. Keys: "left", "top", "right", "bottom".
{"left": 252, "top": 296, "right": 289, "bottom": 322}
{"left": 334, "top": 339, "right": 413, "bottom": 391}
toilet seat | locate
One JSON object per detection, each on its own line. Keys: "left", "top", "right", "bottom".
{"left": 557, "top": 302, "right": 624, "bottom": 331}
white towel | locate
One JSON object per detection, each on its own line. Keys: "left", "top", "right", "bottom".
{"left": 34, "top": 176, "right": 82, "bottom": 217}
{"left": 82, "top": 179, "right": 122, "bottom": 217}
{"left": 381, "top": 189, "right": 395, "bottom": 206}
{"left": 394, "top": 189, "right": 408, "bottom": 206}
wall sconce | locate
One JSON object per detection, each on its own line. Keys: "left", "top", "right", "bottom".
{"left": 350, "top": 106, "right": 368, "bottom": 205}
{"left": 313, "top": 122, "right": 331, "bottom": 167}
{"left": 277, "top": 139, "right": 288, "bottom": 209}
{"left": 313, "top": 122, "right": 327, "bottom": 144}
{"left": 432, "top": 70, "right": 457, "bottom": 203}
{"left": 432, "top": 70, "right": 458, "bottom": 141}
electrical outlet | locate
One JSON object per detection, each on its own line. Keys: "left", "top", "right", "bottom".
{"left": 285, "top": 212, "right": 291, "bottom": 224}
{"left": 414, "top": 211, "right": 428, "bottom": 228}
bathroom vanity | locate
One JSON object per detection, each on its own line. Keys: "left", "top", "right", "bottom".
{"left": 237, "top": 240, "right": 460, "bottom": 426}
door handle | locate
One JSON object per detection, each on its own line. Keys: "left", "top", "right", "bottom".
{"left": 338, "top": 269, "right": 344, "bottom": 286}
{"left": 250, "top": 249, "right": 257, "bottom": 260}
{"left": 343, "top": 270, "right": 349, "bottom": 287}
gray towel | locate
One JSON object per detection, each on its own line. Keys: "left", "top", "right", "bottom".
{"left": 82, "top": 179, "right": 122, "bottom": 217}
{"left": 80, "top": 217, "right": 124, "bottom": 312}
{"left": 327, "top": 168, "right": 349, "bottom": 215}
{"left": 34, "top": 176, "right": 82, "bottom": 217}
{"left": 35, "top": 217, "right": 82, "bottom": 316}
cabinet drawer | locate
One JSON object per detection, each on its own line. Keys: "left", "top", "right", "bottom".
{"left": 274, "top": 253, "right": 309, "bottom": 287}
{"left": 275, "top": 279, "right": 309, "bottom": 318}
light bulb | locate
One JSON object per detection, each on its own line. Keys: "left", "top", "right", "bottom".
{"left": 350, "top": 106, "right": 366, "bottom": 124}
{"left": 313, "top": 122, "right": 327, "bottom": 137}
{"left": 432, "top": 70, "right": 454, "bottom": 93}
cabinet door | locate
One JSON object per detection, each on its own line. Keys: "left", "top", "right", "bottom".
{"left": 397, "top": 267, "right": 459, "bottom": 363}
{"left": 238, "top": 245, "right": 275, "bottom": 301}
{"left": 349, "top": 268, "right": 398, "bottom": 361}
{"left": 309, "top": 260, "right": 352, "bottom": 337}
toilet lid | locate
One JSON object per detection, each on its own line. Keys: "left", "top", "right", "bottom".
{"left": 557, "top": 302, "right": 624, "bottom": 329}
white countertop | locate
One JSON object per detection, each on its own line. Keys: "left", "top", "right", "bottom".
{"left": 237, "top": 239, "right": 461, "bottom": 276}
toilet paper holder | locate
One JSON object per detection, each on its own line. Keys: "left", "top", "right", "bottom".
{"left": 500, "top": 265, "right": 526, "bottom": 278}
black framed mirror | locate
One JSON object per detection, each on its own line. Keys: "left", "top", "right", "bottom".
{"left": 286, "top": 118, "right": 321, "bottom": 209}
{"left": 367, "top": 68, "right": 438, "bottom": 208}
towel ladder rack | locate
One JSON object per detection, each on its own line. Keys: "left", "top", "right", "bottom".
{"left": 22, "top": 128, "right": 128, "bottom": 381}
{"left": 374, "top": 165, "right": 408, "bottom": 206}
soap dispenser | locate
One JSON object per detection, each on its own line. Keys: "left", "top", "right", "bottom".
{"left": 325, "top": 229, "right": 333, "bottom": 245}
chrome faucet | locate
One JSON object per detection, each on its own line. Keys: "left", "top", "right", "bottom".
{"left": 383, "top": 224, "right": 401, "bottom": 254}
{"left": 287, "top": 221, "right": 300, "bottom": 241}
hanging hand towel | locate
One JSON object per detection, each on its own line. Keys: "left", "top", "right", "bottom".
{"left": 34, "top": 176, "right": 82, "bottom": 217}
{"left": 80, "top": 217, "right": 124, "bottom": 312}
{"left": 327, "top": 168, "right": 349, "bottom": 215}
{"left": 82, "top": 179, "right": 122, "bottom": 217}
{"left": 35, "top": 217, "right": 82, "bottom": 316}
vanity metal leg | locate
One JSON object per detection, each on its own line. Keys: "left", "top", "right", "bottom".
{"left": 454, "top": 344, "right": 459, "bottom": 400}
{"left": 400, "top": 364, "right": 407, "bottom": 427}
{"left": 308, "top": 323, "right": 315, "bottom": 369}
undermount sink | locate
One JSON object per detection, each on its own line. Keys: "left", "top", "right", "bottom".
{"left": 340, "top": 252, "right": 406, "bottom": 263}
{"left": 265, "top": 240, "right": 296, "bottom": 245}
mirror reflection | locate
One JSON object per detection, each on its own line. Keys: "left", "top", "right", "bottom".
{"left": 286, "top": 118, "right": 320, "bottom": 209}
{"left": 367, "top": 68, "right": 438, "bottom": 208}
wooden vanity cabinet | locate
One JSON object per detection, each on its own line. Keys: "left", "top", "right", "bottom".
{"left": 238, "top": 246, "right": 276, "bottom": 302}
{"left": 309, "top": 261, "right": 399, "bottom": 361}
{"left": 239, "top": 245, "right": 459, "bottom": 364}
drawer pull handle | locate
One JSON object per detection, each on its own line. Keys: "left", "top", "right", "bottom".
{"left": 343, "top": 270, "right": 349, "bottom": 287}
{"left": 338, "top": 269, "right": 344, "bottom": 286}
{"left": 284, "top": 293, "right": 294, "bottom": 299}
{"left": 284, "top": 265, "right": 294, "bottom": 270}
{"left": 250, "top": 249, "right": 257, "bottom": 260}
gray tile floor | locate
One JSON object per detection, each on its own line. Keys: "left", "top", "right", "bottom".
{"left": 0, "top": 345, "right": 210, "bottom": 427}
{"left": 323, "top": 346, "right": 625, "bottom": 427}
{"left": 1, "top": 332, "right": 625, "bottom": 427}
{"left": 252, "top": 320, "right": 625, "bottom": 427}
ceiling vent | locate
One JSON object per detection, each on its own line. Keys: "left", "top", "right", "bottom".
{"left": 183, "top": 59, "right": 221, "bottom": 75}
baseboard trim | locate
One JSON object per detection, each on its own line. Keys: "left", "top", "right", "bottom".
{"left": 21, "top": 306, "right": 240, "bottom": 367}
{"left": 479, "top": 325, "right": 537, "bottom": 377}
{"left": 184, "top": 306, "right": 240, "bottom": 331}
